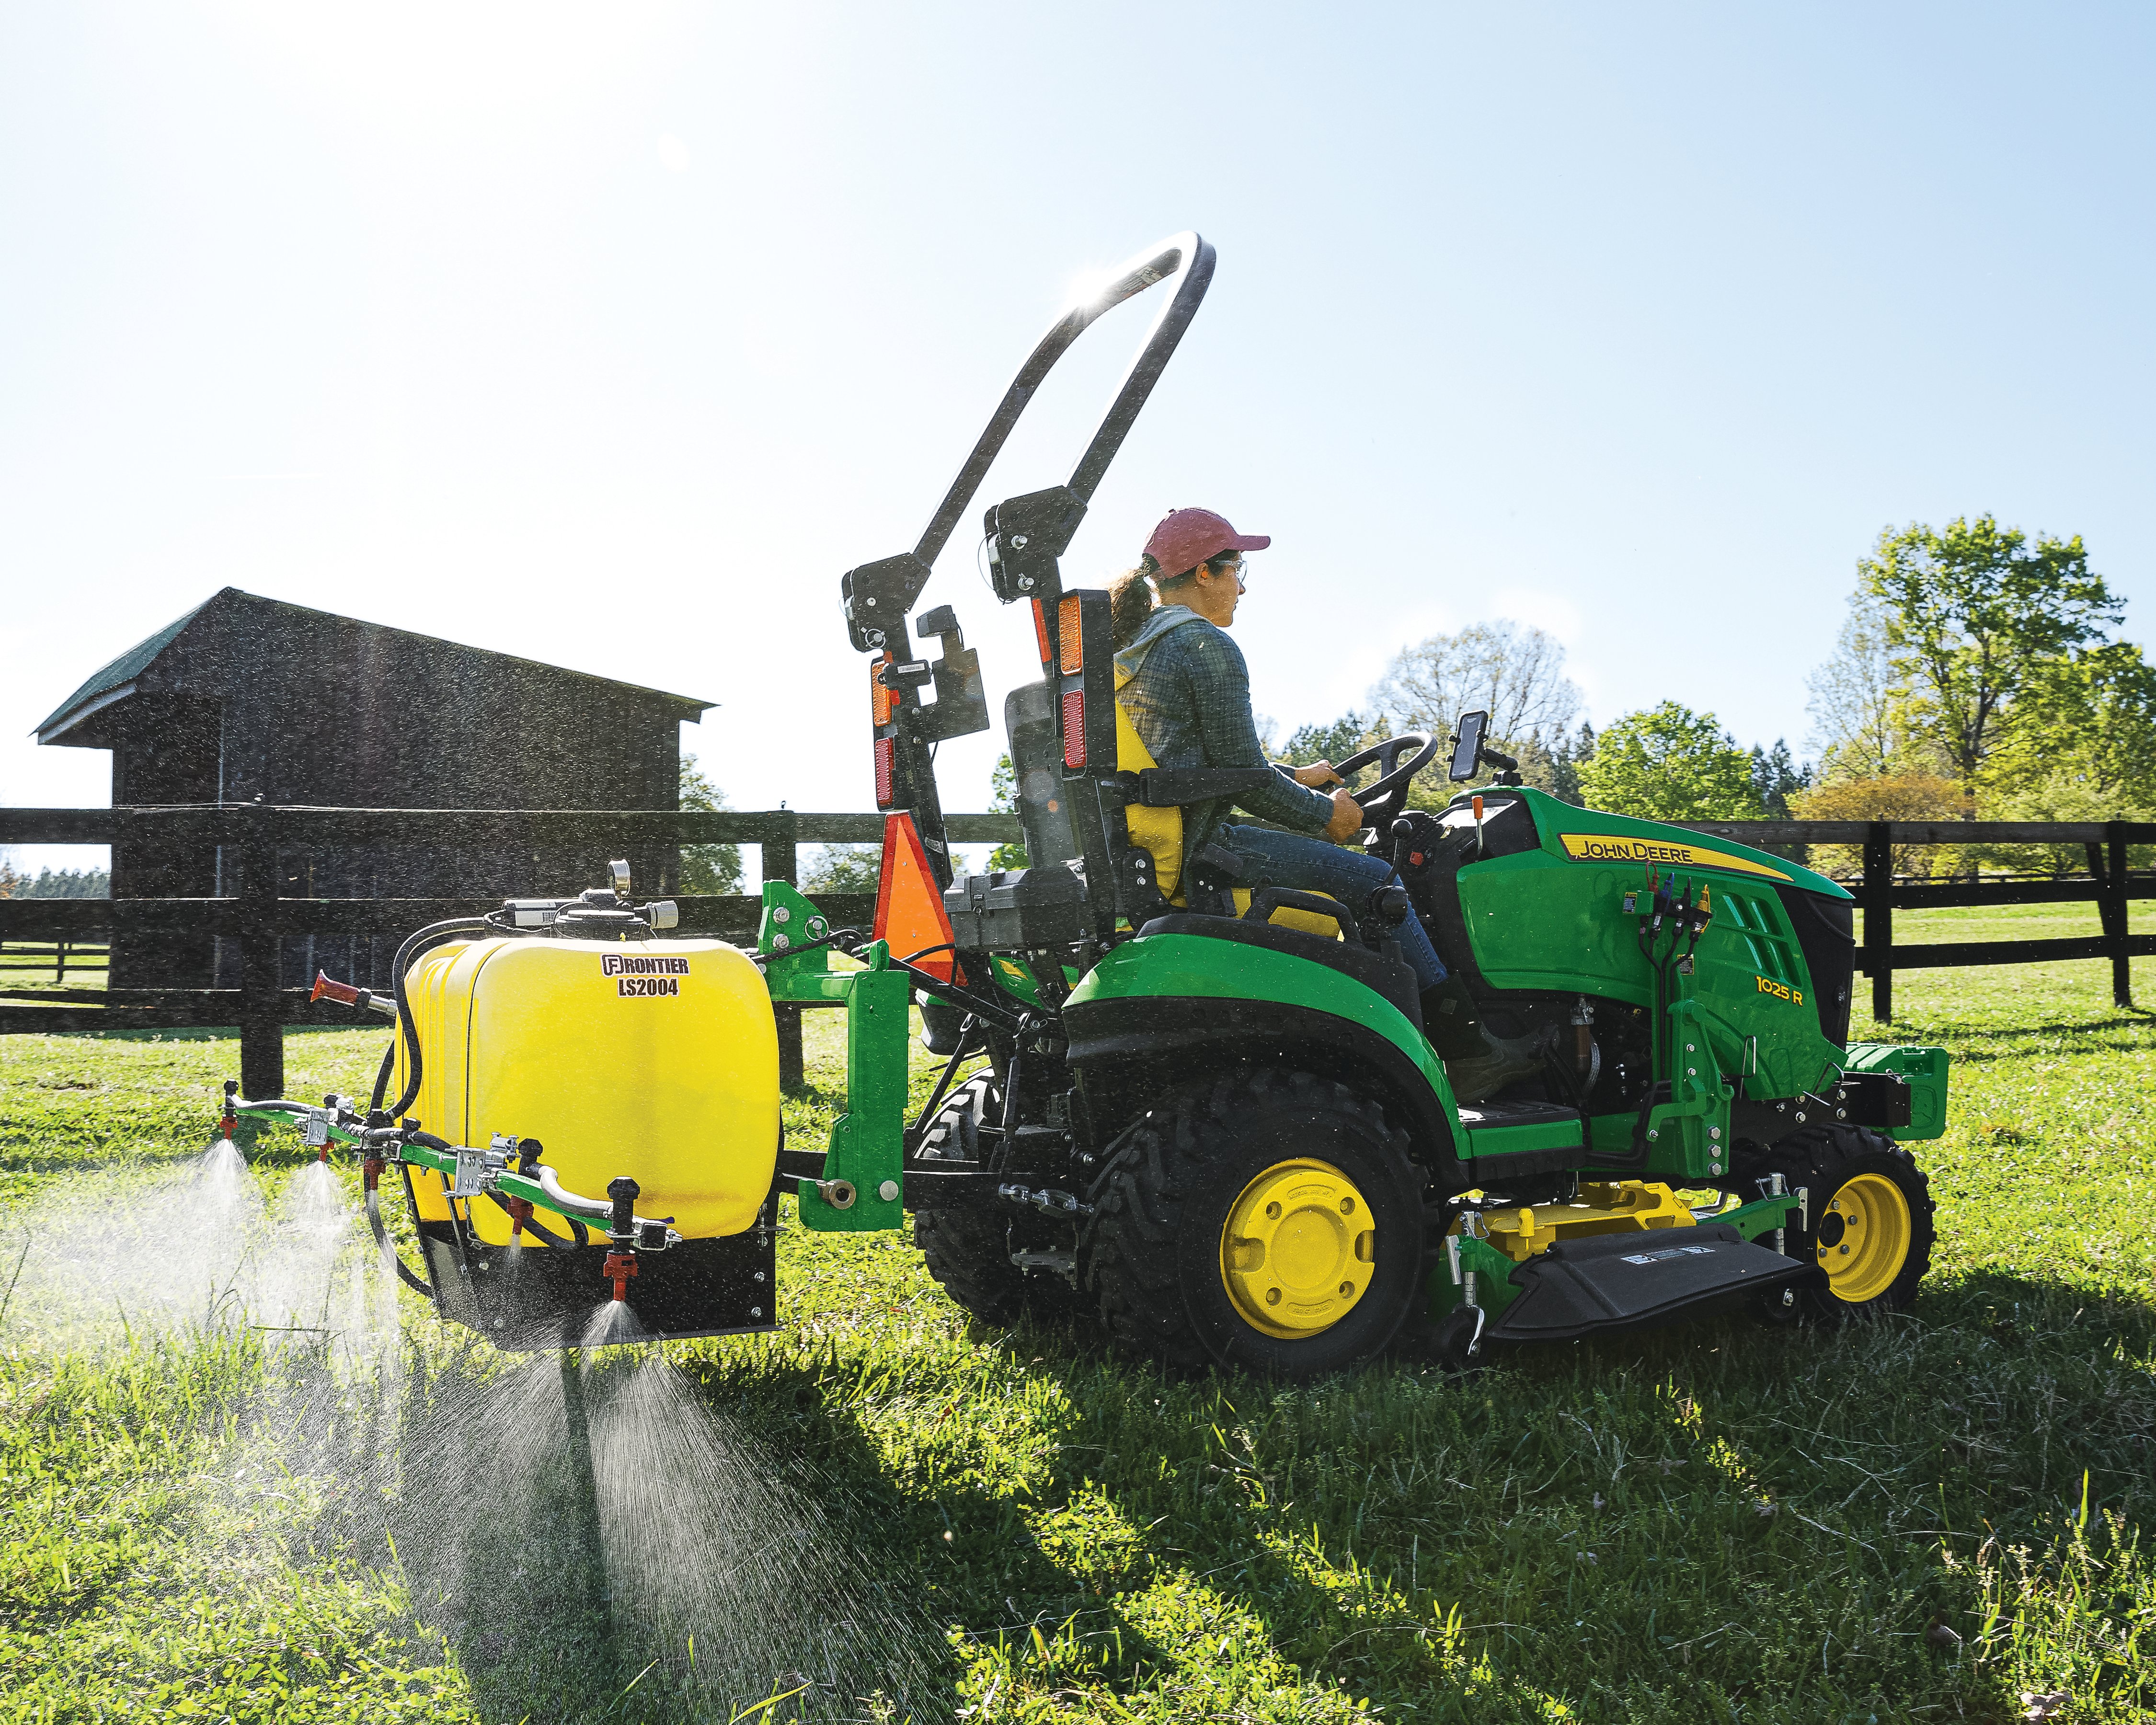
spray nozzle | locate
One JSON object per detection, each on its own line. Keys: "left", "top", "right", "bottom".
{"left": 506, "top": 1196, "right": 533, "bottom": 1241}
{"left": 602, "top": 1248, "right": 638, "bottom": 1302}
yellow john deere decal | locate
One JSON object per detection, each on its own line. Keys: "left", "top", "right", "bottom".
{"left": 1560, "top": 832, "right": 1791, "bottom": 881}
{"left": 1755, "top": 974, "right": 1804, "bottom": 1006}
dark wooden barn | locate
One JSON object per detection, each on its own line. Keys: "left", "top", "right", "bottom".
{"left": 35, "top": 587, "right": 712, "bottom": 990}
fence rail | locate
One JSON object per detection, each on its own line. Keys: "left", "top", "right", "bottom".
{"left": 2, "top": 808, "right": 2149, "bottom": 1094}
{"left": 0, "top": 805, "right": 1015, "bottom": 1095}
{"left": 1685, "top": 818, "right": 2154, "bottom": 1019}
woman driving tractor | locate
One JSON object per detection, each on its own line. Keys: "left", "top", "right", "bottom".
{"left": 1110, "top": 506, "right": 1539, "bottom": 1097}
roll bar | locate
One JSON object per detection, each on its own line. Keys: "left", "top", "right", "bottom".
{"left": 841, "top": 231, "right": 1216, "bottom": 653}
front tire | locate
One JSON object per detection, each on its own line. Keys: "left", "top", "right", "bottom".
{"left": 1079, "top": 1070, "right": 1428, "bottom": 1379}
{"left": 1739, "top": 1125, "right": 1935, "bottom": 1322}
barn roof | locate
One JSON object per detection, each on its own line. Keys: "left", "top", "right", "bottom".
{"left": 34, "top": 587, "right": 713, "bottom": 745}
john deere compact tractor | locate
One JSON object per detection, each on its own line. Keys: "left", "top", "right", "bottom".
{"left": 223, "top": 232, "right": 1947, "bottom": 1377}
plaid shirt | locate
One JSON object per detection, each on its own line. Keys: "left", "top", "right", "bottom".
{"left": 1118, "top": 615, "right": 1334, "bottom": 851}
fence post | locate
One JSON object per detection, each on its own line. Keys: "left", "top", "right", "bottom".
{"left": 1863, "top": 820, "right": 1893, "bottom": 1025}
{"left": 765, "top": 810, "right": 804, "bottom": 1090}
{"left": 2100, "top": 821, "right": 2132, "bottom": 1009}
{"left": 238, "top": 806, "right": 285, "bottom": 1101}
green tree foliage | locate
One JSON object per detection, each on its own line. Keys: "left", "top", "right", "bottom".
{"left": 1979, "top": 641, "right": 2156, "bottom": 873}
{"left": 1986, "top": 640, "right": 2156, "bottom": 808}
{"left": 1859, "top": 515, "right": 2121, "bottom": 782}
{"left": 1548, "top": 721, "right": 1595, "bottom": 806}
{"left": 0, "top": 863, "right": 109, "bottom": 898}
{"left": 802, "top": 845, "right": 883, "bottom": 893}
{"left": 1577, "top": 702, "right": 1762, "bottom": 822}
{"left": 1748, "top": 740, "right": 1812, "bottom": 819}
{"left": 988, "top": 753, "right": 1028, "bottom": 871}
{"left": 677, "top": 755, "right": 743, "bottom": 895}
{"left": 1281, "top": 711, "right": 1384, "bottom": 767}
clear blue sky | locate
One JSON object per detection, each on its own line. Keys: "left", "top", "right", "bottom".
{"left": 5, "top": 3, "right": 2152, "bottom": 867}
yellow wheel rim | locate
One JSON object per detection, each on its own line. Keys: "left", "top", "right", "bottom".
{"left": 1816, "top": 1171, "right": 1912, "bottom": 1303}
{"left": 1218, "top": 1159, "right": 1376, "bottom": 1339}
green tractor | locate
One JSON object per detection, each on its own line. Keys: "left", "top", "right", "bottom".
{"left": 784, "top": 230, "right": 1948, "bottom": 1379}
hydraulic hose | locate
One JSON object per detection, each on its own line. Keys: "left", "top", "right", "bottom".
{"left": 365, "top": 1178, "right": 435, "bottom": 1297}
{"left": 368, "top": 1042, "right": 395, "bottom": 1116}
{"left": 485, "top": 1189, "right": 585, "bottom": 1249}
{"left": 385, "top": 918, "right": 498, "bottom": 1122}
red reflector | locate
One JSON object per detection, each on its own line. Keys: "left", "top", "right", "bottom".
{"left": 1031, "top": 598, "right": 1052, "bottom": 667}
{"left": 871, "top": 656, "right": 892, "bottom": 725}
{"left": 874, "top": 736, "right": 895, "bottom": 806}
{"left": 1059, "top": 594, "right": 1083, "bottom": 675}
{"left": 1062, "top": 690, "right": 1086, "bottom": 768}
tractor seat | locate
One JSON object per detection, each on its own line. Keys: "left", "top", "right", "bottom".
{"left": 1114, "top": 673, "right": 1347, "bottom": 941}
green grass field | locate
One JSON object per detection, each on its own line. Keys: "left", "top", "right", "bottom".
{"left": 2, "top": 904, "right": 2153, "bottom": 1722}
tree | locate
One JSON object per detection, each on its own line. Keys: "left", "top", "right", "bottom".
{"left": 988, "top": 753, "right": 1028, "bottom": 871}
{"left": 1859, "top": 515, "right": 2120, "bottom": 782}
{"left": 1373, "top": 621, "right": 1582, "bottom": 762}
{"left": 1984, "top": 639, "right": 2156, "bottom": 809}
{"left": 1282, "top": 711, "right": 1384, "bottom": 767}
{"left": 802, "top": 845, "right": 883, "bottom": 893}
{"left": 1806, "top": 591, "right": 1922, "bottom": 779}
{"left": 1546, "top": 721, "right": 1596, "bottom": 806}
{"left": 1977, "top": 640, "right": 2156, "bottom": 874}
{"left": 1748, "top": 740, "right": 1812, "bottom": 819}
{"left": 1576, "top": 702, "right": 1762, "bottom": 822}
{"left": 677, "top": 755, "right": 743, "bottom": 895}
{"left": 1789, "top": 774, "right": 1969, "bottom": 881}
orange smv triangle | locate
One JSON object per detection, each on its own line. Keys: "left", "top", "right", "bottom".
{"left": 873, "top": 812, "right": 960, "bottom": 982}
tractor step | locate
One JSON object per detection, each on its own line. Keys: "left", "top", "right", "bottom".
{"left": 1481, "top": 1223, "right": 1812, "bottom": 1345}
{"left": 1457, "top": 1099, "right": 1583, "bottom": 1184}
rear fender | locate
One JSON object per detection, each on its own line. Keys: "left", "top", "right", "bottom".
{"left": 1063, "top": 995, "right": 1466, "bottom": 1191}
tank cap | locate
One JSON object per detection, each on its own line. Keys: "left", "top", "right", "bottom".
{"left": 645, "top": 899, "right": 679, "bottom": 931}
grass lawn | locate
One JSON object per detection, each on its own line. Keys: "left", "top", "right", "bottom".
{"left": 1, "top": 905, "right": 2153, "bottom": 1722}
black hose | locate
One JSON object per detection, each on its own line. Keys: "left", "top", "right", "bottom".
{"left": 365, "top": 1181, "right": 434, "bottom": 1297}
{"left": 484, "top": 1189, "right": 583, "bottom": 1249}
{"left": 385, "top": 918, "right": 498, "bottom": 1122}
{"left": 747, "top": 927, "right": 863, "bottom": 968}
{"left": 368, "top": 1042, "right": 395, "bottom": 1115}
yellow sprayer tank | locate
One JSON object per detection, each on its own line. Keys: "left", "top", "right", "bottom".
{"left": 395, "top": 936, "right": 779, "bottom": 1247}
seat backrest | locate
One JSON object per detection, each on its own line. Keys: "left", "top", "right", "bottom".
{"left": 1003, "top": 680, "right": 1079, "bottom": 867}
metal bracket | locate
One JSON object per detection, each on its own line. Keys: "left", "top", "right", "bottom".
{"left": 448, "top": 1143, "right": 510, "bottom": 1199}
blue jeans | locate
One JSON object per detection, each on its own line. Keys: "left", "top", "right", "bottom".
{"left": 1198, "top": 824, "right": 1448, "bottom": 990}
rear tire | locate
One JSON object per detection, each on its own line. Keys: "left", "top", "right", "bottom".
{"left": 1079, "top": 1070, "right": 1428, "bottom": 1379}
{"left": 1738, "top": 1124, "right": 1935, "bottom": 1322}
{"left": 911, "top": 1076, "right": 1078, "bottom": 1326}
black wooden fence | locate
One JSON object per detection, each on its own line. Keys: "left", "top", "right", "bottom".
{"left": 1687, "top": 818, "right": 2153, "bottom": 1018}
{"left": 1, "top": 809, "right": 2149, "bottom": 1100}
{"left": 0, "top": 805, "right": 1021, "bottom": 1097}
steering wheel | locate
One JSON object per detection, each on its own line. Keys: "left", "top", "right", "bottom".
{"left": 1328, "top": 732, "right": 1439, "bottom": 833}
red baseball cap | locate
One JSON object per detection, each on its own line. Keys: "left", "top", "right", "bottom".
{"left": 1143, "top": 507, "right": 1270, "bottom": 579}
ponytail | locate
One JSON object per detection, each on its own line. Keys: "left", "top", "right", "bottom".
{"left": 1110, "top": 558, "right": 1159, "bottom": 649}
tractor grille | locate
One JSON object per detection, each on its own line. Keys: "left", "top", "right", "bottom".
{"left": 1776, "top": 884, "right": 1855, "bottom": 1047}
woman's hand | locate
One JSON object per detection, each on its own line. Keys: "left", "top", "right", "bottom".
{"left": 1291, "top": 760, "right": 1344, "bottom": 789}
{"left": 1324, "top": 787, "right": 1367, "bottom": 843}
